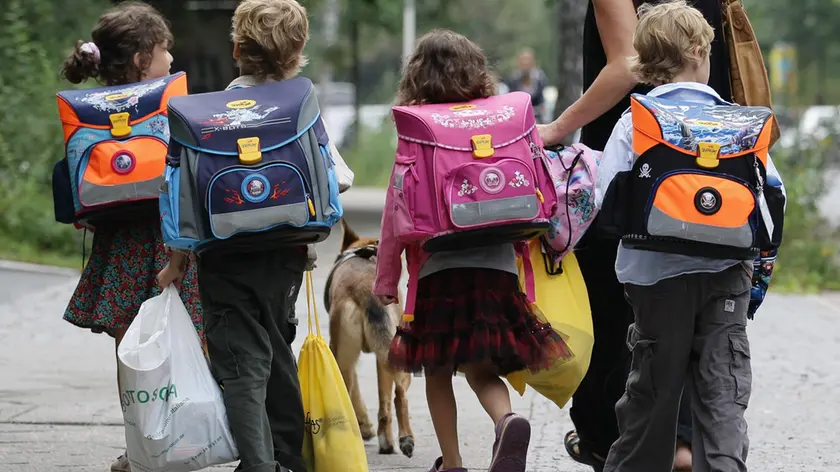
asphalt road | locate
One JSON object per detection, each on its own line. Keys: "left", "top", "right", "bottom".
{"left": 0, "top": 216, "right": 839, "bottom": 471}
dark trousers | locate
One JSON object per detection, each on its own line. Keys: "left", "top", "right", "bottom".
{"left": 571, "top": 239, "right": 693, "bottom": 459}
{"left": 604, "top": 266, "right": 752, "bottom": 472}
{"left": 199, "top": 248, "right": 307, "bottom": 472}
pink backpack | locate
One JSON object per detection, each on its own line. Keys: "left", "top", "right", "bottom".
{"left": 390, "top": 92, "right": 558, "bottom": 252}
{"left": 540, "top": 144, "right": 601, "bottom": 274}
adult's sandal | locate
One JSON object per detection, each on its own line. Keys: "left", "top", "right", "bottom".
{"left": 564, "top": 430, "right": 605, "bottom": 472}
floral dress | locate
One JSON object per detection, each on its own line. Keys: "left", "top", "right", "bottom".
{"left": 63, "top": 209, "right": 203, "bottom": 340}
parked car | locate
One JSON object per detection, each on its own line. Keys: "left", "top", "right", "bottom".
{"left": 778, "top": 105, "right": 840, "bottom": 149}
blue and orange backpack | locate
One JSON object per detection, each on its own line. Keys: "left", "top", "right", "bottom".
{"left": 53, "top": 72, "right": 187, "bottom": 226}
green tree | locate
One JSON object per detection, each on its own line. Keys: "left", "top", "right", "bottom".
{"left": 745, "top": 0, "right": 840, "bottom": 105}
{"left": 0, "top": 0, "right": 108, "bottom": 264}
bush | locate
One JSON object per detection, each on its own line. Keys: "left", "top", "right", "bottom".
{"left": 0, "top": 0, "right": 108, "bottom": 267}
{"left": 340, "top": 120, "right": 397, "bottom": 187}
{"left": 771, "top": 134, "right": 840, "bottom": 291}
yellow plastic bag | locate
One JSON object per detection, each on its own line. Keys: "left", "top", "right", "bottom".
{"left": 298, "top": 271, "right": 369, "bottom": 472}
{"left": 506, "top": 240, "right": 595, "bottom": 408}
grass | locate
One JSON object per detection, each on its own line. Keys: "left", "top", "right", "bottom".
{"left": 0, "top": 234, "right": 83, "bottom": 270}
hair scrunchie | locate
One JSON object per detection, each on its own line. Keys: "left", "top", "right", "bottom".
{"left": 80, "top": 42, "right": 101, "bottom": 63}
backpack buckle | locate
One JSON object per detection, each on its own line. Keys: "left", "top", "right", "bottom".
{"left": 109, "top": 112, "right": 131, "bottom": 138}
{"left": 237, "top": 137, "right": 262, "bottom": 165}
{"left": 471, "top": 134, "right": 494, "bottom": 159}
{"left": 696, "top": 142, "right": 721, "bottom": 169}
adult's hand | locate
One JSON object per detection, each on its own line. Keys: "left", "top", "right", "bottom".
{"left": 538, "top": 123, "right": 565, "bottom": 147}
{"left": 542, "top": 0, "right": 641, "bottom": 144}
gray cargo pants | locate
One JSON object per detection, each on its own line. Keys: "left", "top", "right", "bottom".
{"left": 199, "top": 248, "right": 308, "bottom": 472}
{"left": 603, "top": 264, "right": 753, "bottom": 472}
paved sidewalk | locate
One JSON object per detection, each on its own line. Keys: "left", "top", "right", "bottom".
{"left": 1, "top": 220, "right": 839, "bottom": 471}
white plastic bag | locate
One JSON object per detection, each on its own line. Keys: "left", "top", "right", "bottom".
{"left": 118, "top": 285, "right": 238, "bottom": 472}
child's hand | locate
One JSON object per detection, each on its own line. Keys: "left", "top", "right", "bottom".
{"left": 157, "top": 261, "right": 186, "bottom": 289}
{"left": 378, "top": 295, "right": 398, "bottom": 306}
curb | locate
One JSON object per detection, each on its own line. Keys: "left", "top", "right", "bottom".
{"left": 339, "top": 187, "right": 386, "bottom": 227}
{"left": 339, "top": 186, "right": 386, "bottom": 215}
{"left": 0, "top": 260, "right": 79, "bottom": 277}
{"left": 0, "top": 187, "right": 387, "bottom": 277}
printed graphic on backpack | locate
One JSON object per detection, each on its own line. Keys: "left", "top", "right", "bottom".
{"left": 540, "top": 144, "right": 601, "bottom": 273}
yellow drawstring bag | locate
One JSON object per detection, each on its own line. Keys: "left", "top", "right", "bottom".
{"left": 506, "top": 240, "right": 594, "bottom": 408}
{"left": 298, "top": 271, "right": 369, "bottom": 472}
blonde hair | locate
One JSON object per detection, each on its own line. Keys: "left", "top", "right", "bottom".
{"left": 231, "top": 0, "right": 309, "bottom": 81}
{"left": 628, "top": 0, "right": 715, "bottom": 85}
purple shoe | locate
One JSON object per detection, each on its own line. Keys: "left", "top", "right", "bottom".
{"left": 489, "top": 413, "right": 531, "bottom": 472}
{"left": 429, "top": 456, "right": 468, "bottom": 472}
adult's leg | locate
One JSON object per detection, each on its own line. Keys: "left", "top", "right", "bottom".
{"left": 570, "top": 240, "right": 634, "bottom": 460}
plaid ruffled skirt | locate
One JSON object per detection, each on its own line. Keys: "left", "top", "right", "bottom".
{"left": 388, "top": 268, "right": 570, "bottom": 375}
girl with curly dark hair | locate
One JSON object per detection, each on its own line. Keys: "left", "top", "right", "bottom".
{"left": 375, "top": 29, "right": 570, "bottom": 472}
{"left": 60, "top": 3, "right": 202, "bottom": 471}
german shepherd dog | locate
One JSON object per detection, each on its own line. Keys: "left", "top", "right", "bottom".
{"left": 324, "top": 220, "right": 415, "bottom": 457}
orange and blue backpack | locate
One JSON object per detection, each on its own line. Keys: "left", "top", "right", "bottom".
{"left": 53, "top": 72, "right": 187, "bottom": 226}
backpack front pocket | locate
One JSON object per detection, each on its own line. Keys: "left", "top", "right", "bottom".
{"left": 392, "top": 153, "right": 421, "bottom": 241}
{"left": 78, "top": 136, "right": 166, "bottom": 209}
{"left": 206, "top": 163, "right": 313, "bottom": 239}
{"left": 645, "top": 171, "right": 757, "bottom": 248}
{"left": 444, "top": 158, "right": 541, "bottom": 229}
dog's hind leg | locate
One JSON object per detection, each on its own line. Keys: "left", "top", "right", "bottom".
{"left": 375, "top": 356, "right": 397, "bottom": 454}
{"left": 349, "top": 369, "right": 374, "bottom": 441}
{"left": 330, "top": 302, "right": 375, "bottom": 441}
{"left": 394, "top": 371, "right": 415, "bottom": 457}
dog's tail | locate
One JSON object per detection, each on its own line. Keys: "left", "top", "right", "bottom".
{"left": 365, "top": 296, "right": 398, "bottom": 354}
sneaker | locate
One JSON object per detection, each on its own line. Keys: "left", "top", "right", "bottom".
{"left": 429, "top": 456, "right": 468, "bottom": 472}
{"left": 488, "top": 413, "right": 531, "bottom": 472}
{"left": 110, "top": 453, "right": 131, "bottom": 472}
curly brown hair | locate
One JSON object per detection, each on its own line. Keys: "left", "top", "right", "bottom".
{"left": 395, "top": 29, "right": 496, "bottom": 106}
{"left": 61, "top": 1, "right": 173, "bottom": 86}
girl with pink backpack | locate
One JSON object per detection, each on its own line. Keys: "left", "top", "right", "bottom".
{"left": 374, "top": 29, "right": 572, "bottom": 472}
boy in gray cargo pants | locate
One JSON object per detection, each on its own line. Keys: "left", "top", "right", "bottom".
{"left": 158, "top": 2, "right": 330, "bottom": 471}
{"left": 592, "top": 2, "right": 786, "bottom": 471}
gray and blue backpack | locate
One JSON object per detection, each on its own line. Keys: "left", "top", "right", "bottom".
{"left": 160, "top": 77, "right": 343, "bottom": 253}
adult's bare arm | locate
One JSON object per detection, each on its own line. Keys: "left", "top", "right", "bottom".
{"left": 539, "top": 0, "right": 640, "bottom": 146}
